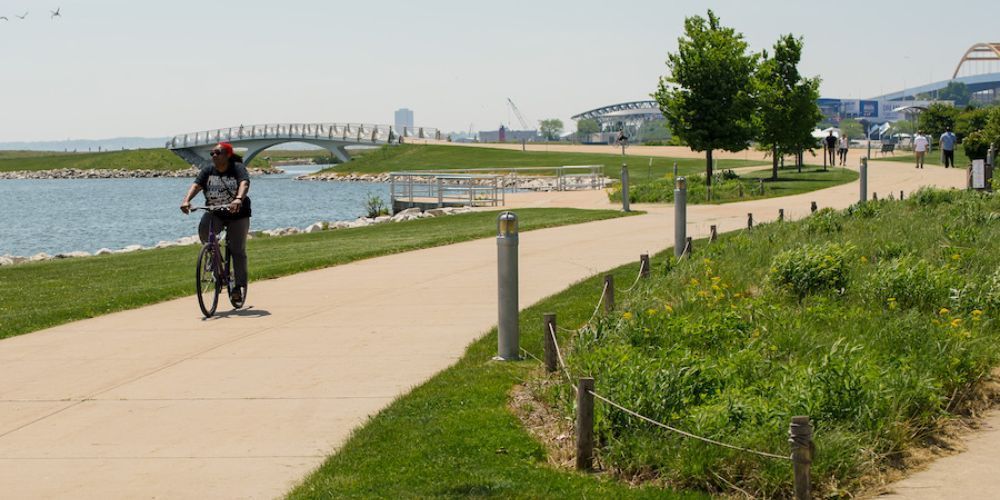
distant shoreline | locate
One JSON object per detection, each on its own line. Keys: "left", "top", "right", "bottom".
{"left": 0, "top": 166, "right": 284, "bottom": 180}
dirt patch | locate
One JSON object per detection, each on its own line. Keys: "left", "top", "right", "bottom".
{"left": 508, "top": 375, "right": 578, "bottom": 470}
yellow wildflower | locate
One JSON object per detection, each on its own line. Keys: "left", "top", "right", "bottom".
{"left": 711, "top": 285, "right": 722, "bottom": 292}
{"left": 951, "top": 253, "right": 961, "bottom": 261}
{"left": 887, "top": 297, "right": 897, "bottom": 310}
{"left": 951, "top": 318, "right": 963, "bottom": 328}
{"left": 733, "top": 292, "right": 742, "bottom": 299}
{"left": 664, "top": 304, "right": 674, "bottom": 314}
{"left": 860, "top": 256, "right": 869, "bottom": 263}
{"left": 689, "top": 278, "right": 700, "bottom": 286}
{"left": 939, "top": 308, "right": 950, "bottom": 316}
{"left": 622, "top": 312, "right": 633, "bottom": 321}
{"left": 646, "top": 308, "right": 658, "bottom": 317}
{"left": 972, "top": 310, "right": 983, "bottom": 317}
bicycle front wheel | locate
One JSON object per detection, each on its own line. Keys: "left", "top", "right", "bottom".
{"left": 196, "top": 244, "right": 220, "bottom": 317}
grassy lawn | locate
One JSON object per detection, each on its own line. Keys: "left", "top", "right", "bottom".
{"left": 0, "top": 148, "right": 190, "bottom": 172}
{"left": 610, "top": 166, "right": 858, "bottom": 204}
{"left": 291, "top": 189, "right": 1000, "bottom": 498}
{"left": 311, "top": 144, "right": 765, "bottom": 182}
{"left": 0, "top": 208, "right": 628, "bottom": 339}
{"left": 877, "top": 148, "right": 972, "bottom": 167}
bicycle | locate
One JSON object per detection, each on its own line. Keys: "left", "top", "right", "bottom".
{"left": 190, "top": 206, "right": 247, "bottom": 318}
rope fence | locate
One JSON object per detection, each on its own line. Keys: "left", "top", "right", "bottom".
{"left": 527, "top": 235, "right": 817, "bottom": 497}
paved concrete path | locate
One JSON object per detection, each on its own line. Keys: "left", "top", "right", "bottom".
{"left": 0, "top": 161, "right": 966, "bottom": 498}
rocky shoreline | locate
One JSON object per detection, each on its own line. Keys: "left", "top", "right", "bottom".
{"left": 0, "top": 206, "right": 474, "bottom": 267}
{"left": 300, "top": 171, "right": 613, "bottom": 191}
{"left": 0, "top": 166, "right": 284, "bottom": 180}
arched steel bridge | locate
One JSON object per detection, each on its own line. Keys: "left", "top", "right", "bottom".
{"left": 570, "top": 100, "right": 662, "bottom": 123}
{"left": 166, "top": 123, "right": 441, "bottom": 166}
{"left": 953, "top": 42, "right": 1000, "bottom": 79}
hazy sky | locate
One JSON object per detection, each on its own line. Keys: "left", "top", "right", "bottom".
{"left": 2, "top": 0, "right": 997, "bottom": 141}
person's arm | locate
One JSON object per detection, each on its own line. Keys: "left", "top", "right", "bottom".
{"left": 180, "top": 183, "right": 202, "bottom": 214}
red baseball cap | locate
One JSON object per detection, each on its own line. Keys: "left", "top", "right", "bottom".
{"left": 214, "top": 142, "right": 234, "bottom": 155}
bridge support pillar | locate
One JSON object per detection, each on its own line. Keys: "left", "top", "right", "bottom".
{"left": 329, "top": 146, "right": 351, "bottom": 164}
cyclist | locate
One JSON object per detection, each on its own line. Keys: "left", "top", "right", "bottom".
{"left": 179, "top": 142, "right": 251, "bottom": 304}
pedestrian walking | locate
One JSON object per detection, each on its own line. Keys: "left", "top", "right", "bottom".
{"left": 838, "top": 134, "right": 849, "bottom": 166}
{"left": 913, "top": 131, "right": 930, "bottom": 169}
{"left": 939, "top": 127, "right": 957, "bottom": 168}
{"left": 824, "top": 130, "right": 837, "bottom": 167}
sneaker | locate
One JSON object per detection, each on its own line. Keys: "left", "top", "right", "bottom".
{"left": 230, "top": 288, "right": 243, "bottom": 304}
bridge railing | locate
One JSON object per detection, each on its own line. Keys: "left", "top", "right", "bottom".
{"left": 408, "top": 165, "right": 606, "bottom": 191}
{"left": 166, "top": 123, "right": 442, "bottom": 149}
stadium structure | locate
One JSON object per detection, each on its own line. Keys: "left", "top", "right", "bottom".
{"left": 572, "top": 43, "right": 1000, "bottom": 141}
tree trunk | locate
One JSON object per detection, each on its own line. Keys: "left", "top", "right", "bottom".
{"left": 706, "top": 149, "right": 713, "bottom": 187}
{"left": 772, "top": 146, "right": 779, "bottom": 181}
{"left": 797, "top": 151, "right": 803, "bottom": 173}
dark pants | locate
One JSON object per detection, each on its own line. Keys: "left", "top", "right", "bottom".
{"left": 826, "top": 147, "right": 836, "bottom": 166}
{"left": 838, "top": 148, "right": 848, "bottom": 164}
{"left": 199, "top": 213, "right": 250, "bottom": 287}
{"left": 943, "top": 149, "right": 955, "bottom": 168}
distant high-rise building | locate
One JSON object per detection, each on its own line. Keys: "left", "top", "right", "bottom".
{"left": 394, "top": 108, "right": 414, "bottom": 133}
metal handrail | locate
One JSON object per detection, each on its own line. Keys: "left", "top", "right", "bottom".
{"left": 166, "top": 123, "right": 442, "bottom": 149}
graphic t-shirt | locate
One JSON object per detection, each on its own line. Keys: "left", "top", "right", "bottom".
{"left": 838, "top": 137, "right": 848, "bottom": 149}
{"left": 914, "top": 136, "right": 929, "bottom": 153}
{"left": 195, "top": 163, "right": 251, "bottom": 219}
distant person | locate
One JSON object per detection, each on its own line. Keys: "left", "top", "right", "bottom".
{"left": 824, "top": 131, "right": 837, "bottom": 166}
{"left": 913, "top": 131, "right": 930, "bottom": 169}
{"left": 939, "top": 127, "right": 957, "bottom": 168}
{"left": 838, "top": 134, "right": 849, "bottom": 166}
{"left": 179, "top": 142, "right": 252, "bottom": 304}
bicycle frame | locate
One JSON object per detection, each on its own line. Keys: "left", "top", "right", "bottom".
{"left": 204, "top": 217, "right": 230, "bottom": 287}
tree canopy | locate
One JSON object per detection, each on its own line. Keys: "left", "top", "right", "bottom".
{"left": 538, "top": 119, "right": 564, "bottom": 141}
{"left": 753, "top": 34, "right": 822, "bottom": 179}
{"left": 653, "top": 9, "right": 757, "bottom": 186}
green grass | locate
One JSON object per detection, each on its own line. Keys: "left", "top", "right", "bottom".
{"left": 312, "top": 144, "right": 765, "bottom": 182}
{"left": 288, "top": 257, "right": 707, "bottom": 499}
{"left": 610, "top": 166, "right": 858, "bottom": 204}
{"left": 0, "top": 148, "right": 190, "bottom": 172}
{"left": 0, "top": 208, "right": 628, "bottom": 339}
{"left": 292, "top": 189, "right": 1000, "bottom": 498}
{"left": 878, "top": 148, "right": 971, "bottom": 167}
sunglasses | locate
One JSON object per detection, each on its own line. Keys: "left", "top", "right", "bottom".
{"left": 210, "top": 149, "right": 226, "bottom": 157}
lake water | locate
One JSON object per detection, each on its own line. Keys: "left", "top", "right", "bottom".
{"left": 0, "top": 165, "right": 390, "bottom": 256}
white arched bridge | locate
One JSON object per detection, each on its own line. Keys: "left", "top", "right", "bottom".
{"left": 166, "top": 123, "right": 442, "bottom": 166}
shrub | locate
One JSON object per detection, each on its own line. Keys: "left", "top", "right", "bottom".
{"left": 804, "top": 208, "right": 843, "bottom": 234}
{"left": 863, "top": 255, "right": 957, "bottom": 310}
{"left": 364, "top": 192, "right": 389, "bottom": 218}
{"left": 962, "top": 130, "right": 991, "bottom": 161}
{"left": 908, "top": 187, "right": 960, "bottom": 207}
{"left": 769, "top": 242, "right": 854, "bottom": 297}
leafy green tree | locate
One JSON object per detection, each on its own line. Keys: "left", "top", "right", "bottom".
{"left": 954, "top": 107, "right": 991, "bottom": 141}
{"left": 538, "top": 119, "right": 564, "bottom": 141}
{"left": 937, "top": 81, "right": 971, "bottom": 106}
{"left": 753, "top": 34, "right": 822, "bottom": 179}
{"left": 985, "top": 107, "right": 1000, "bottom": 148}
{"left": 575, "top": 118, "right": 600, "bottom": 136}
{"left": 838, "top": 118, "right": 864, "bottom": 140}
{"left": 653, "top": 10, "right": 757, "bottom": 186}
{"left": 638, "top": 119, "right": 671, "bottom": 142}
{"left": 918, "top": 103, "right": 960, "bottom": 139}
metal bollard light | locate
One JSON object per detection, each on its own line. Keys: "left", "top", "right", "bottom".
{"left": 495, "top": 212, "right": 520, "bottom": 361}
{"left": 860, "top": 157, "right": 868, "bottom": 203}
{"left": 674, "top": 177, "right": 687, "bottom": 258}
{"left": 620, "top": 164, "right": 630, "bottom": 212}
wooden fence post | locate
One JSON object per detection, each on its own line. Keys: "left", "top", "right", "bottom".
{"left": 747, "top": 213, "right": 754, "bottom": 230}
{"left": 685, "top": 237, "right": 693, "bottom": 257}
{"left": 873, "top": 192, "right": 878, "bottom": 201}
{"left": 576, "top": 377, "right": 595, "bottom": 471}
{"left": 810, "top": 201, "right": 818, "bottom": 213}
{"left": 790, "top": 416, "right": 814, "bottom": 500}
{"left": 709, "top": 225, "right": 717, "bottom": 242}
{"left": 543, "top": 313, "right": 557, "bottom": 373}
{"left": 640, "top": 254, "right": 650, "bottom": 279}
{"left": 900, "top": 190, "right": 904, "bottom": 200}
{"left": 779, "top": 208, "right": 785, "bottom": 221}
{"left": 603, "top": 275, "right": 615, "bottom": 313}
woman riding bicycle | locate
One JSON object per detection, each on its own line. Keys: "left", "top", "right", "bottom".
{"left": 179, "top": 142, "right": 251, "bottom": 304}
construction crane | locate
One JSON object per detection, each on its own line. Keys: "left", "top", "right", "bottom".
{"left": 506, "top": 98, "right": 531, "bottom": 130}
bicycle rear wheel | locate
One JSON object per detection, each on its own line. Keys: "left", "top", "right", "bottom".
{"left": 196, "top": 245, "right": 220, "bottom": 317}
{"left": 225, "top": 250, "right": 246, "bottom": 309}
